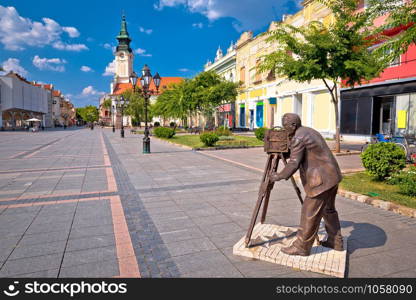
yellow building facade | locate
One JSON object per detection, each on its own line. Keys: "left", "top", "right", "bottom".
{"left": 235, "top": 0, "right": 337, "bottom": 137}
{"left": 235, "top": 23, "right": 280, "bottom": 130}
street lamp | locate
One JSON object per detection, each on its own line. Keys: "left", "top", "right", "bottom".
{"left": 130, "top": 65, "right": 161, "bottom": 154}
{"left": 115, "top": 95, "right": 129, "bottom": 138}
{"left": 135, "top": 65, "right": 161, "bottom": 154}
{"left": 112, "top": 104, "right": 116, "bottom": 133}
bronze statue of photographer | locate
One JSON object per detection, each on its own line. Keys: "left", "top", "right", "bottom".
{"left": 271, "top": 113, "right": 343, "bottom": 256}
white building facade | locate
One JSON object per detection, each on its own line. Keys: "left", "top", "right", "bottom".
{"left": 204, "top": 42, "right": 237, "bottom": 128}
{"left": 0, "top": 72, "right": 48, "bottom": 129}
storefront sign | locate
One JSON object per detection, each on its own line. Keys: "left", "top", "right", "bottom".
{"left": 217, "top": 104, "right": 231, "bottom": 112}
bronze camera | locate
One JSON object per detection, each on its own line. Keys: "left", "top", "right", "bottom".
{"left": 264, "top": 128, "right": 289, "bottom": 153}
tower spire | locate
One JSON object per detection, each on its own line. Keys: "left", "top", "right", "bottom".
{"left": 116, "top": 14, "right": 132, "bottom": 53}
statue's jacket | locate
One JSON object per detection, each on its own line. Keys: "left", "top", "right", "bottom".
{"left": 279, "top": 126, "right": 342, "bottom": 198}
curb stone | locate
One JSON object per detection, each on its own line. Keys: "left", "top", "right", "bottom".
{"left": 338, "top": 188, "right": 416, "bottom": 218}
{"left": 152, "top": 137, "right": 263, "bottom": 151}
{"left": 333, "top": 151, "right": 361, "bottom": 157}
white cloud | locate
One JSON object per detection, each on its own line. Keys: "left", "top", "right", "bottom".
{"left": 1, "top": 58, "right": 28, "bottom": 77}
{"left": 81, "top": 66, "right": 93, "bottom": 72}
{"left": 179, "top": 68, "right": 190, "bottom": 72}
{"left": 139, "top": 27, "right": 153, "bottom": 34}
{"left": 103, "top": 60, "right": 116, "bottom": 76}
{"left": 135, "top": 48, "right": 152, "bottom": 57}
{"left": 154, "top": 0, "right": 187, "bottom": 10}
{"left": 52, "top": 41, "right": 88, "bottom": 51}
{"left": 103, "top": 43, "right": 116, "bottom": 52}
{"left": 81, "top": 85, "right": 105, "bottom": 96}
{"left": 0, "top": 5, "right": 88, "bottom": 51}
{"left": 154, "top": 0, "right": 302, "bottom": 31}
{"left": 62, "top": 26, "right": 80, "bottom": 38}
{"left": 192, "top": 22, "right": 204, "bottom": 29}
{"left": 32, "top": 55, "right": 67, "bottom": 72}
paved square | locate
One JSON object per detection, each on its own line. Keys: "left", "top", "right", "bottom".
{"left": 1, "top": 128, "right": 415, "bottom": 277}
{"left": 233, "top": 223, "right": 348, "bottom": 278}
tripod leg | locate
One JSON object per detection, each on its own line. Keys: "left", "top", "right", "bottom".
{"left": 280, "top": 153, "right": 303, "bottom": 205}
{"left": 244, "top": 154, "right": 273, "bottom": 247}
{"left": 260, "top": 155, "right": 280, "bottom": 223}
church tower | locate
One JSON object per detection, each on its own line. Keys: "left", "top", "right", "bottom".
{"left": 114, "top": 15, "right": 134, "bottom": 84}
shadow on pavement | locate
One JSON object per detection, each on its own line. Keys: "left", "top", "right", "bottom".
{"left": 341, "top": 220, "right": 387, "bottom": 254}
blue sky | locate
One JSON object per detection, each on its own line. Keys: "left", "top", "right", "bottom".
{"left": 0, "top": 0, "right": 300, "bottom": 107}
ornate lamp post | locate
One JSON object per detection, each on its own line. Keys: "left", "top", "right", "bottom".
{"left": 115, "top": 95, "right": 129, "bottom": 138}
{"left": 130, "top": 65, "right": 161, "bottom": 154}
{"left": 112, "top": 104, "right": 116, "bottom": 133}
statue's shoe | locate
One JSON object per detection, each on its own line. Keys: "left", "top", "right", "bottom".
{"left": 281, "top": 245, "right": 310, "bottom": 256}
{"left": 321, "top": 240, "right": 344, "bottom": 251}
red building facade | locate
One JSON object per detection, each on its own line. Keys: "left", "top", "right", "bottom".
{"left": 340, "top": 0, "right": 416, "bottom": 140}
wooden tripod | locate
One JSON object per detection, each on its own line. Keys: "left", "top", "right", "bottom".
{"left": 244, "top": 152, "right": 306, "bottom": 248}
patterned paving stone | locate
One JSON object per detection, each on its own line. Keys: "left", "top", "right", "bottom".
{"left": 233, "top": 223, "right": 348, "bottom": 278}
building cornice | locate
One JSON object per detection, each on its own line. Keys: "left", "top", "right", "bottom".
{"left": 341, "top": 76, "right": 416, "bottom": 92}
{"left": 204, "top": 50, "right": 236, "bottom": 72}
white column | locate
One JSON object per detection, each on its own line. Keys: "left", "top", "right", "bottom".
{"left": 307, "top": 93, "right": 313, "bottom": 127}
{"left": 0, "top": 111, "right": 2, "bottom": 128}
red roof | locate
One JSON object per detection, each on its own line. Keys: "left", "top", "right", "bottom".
{"left": 112, "top": 77, "right": 183, "bottom": 95}
{"left": 43, "top": 84, "right": 53, "bottom": 91}
{"left": 52, "top": 90, "right": 61, "bottom": 97}
{"left": 32, "top": 82, "right": 53, "bottom": 91}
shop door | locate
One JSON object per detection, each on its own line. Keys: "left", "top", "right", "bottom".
{"left": 256, "top": 105, "right": 263, "bottom": 128}
{"left": 249, "top": 110, "right": 254, "bottom": 129}
{"left": 380, "top": 102, "right": 394, "bottom": 135}
{"left": 239, "top": 107, "right": 245, "bottom": 127}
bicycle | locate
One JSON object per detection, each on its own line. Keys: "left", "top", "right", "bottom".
{"left": 361, "top": 133, "right": 416, "bottom": 163}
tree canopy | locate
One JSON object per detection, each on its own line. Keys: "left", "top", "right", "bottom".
{"left": 368, "top": 0, "right": 416, "bottom": 61}
{"left": 76, "top": 105, "right": 99, "bottom": 123}
{"left": 122, "top": 88, "right": 148, "bottom": 125}
{"left": 258, "top": 0, "right": 388, "bottom": 152}
{"left": 152, "top": 71, "right": 239, "bottom": 125}
{"left": 102, "top": 98, "right": 112, "bottom": 111}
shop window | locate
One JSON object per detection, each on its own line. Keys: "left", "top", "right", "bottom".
{"left": 267, "top": 69, "right": 276, "bottom": 81}
{"left": 409, "top": 93, "right": 416, "bottom": 135}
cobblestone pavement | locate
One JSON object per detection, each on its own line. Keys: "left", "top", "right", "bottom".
{"left": 0, "top": 128, "right": 415, "bottom": 278}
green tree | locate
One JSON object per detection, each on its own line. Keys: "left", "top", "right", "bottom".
{"left": 102, "top": 98, "right": 112, "bottom": 110}
{"left": 152, "top": 71, "right": 238, "bottom": 128}
{"left": 191, "top": 71, "right": 238, "bottom": 115}
{"left": 259, "top": 0, "right": 387, "bottom": 152}
{"left": 102, "top": 98, "right": 112, "bottom": 115}
{"left": 76, "top": 105, "right": 98, "bottom": 123}
{"left": 122, "top": 89, "right": 146, "bottom": 127}
{"left": 152, "top": 80, "right": 194, "bottom": 126}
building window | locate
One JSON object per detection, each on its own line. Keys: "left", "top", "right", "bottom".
{"left": 254, "top": 59, "right": 262, "bottom": 83}
{"left": 368, "top": 42, "right": 401, "bottom": 67}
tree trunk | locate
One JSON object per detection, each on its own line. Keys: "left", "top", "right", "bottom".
{"left": 333, "top": 99, "right": 341, "bottom": 153}
{"left": 323, "top": 79, "right": 341, "bottom": 153}
{"left": 333, "top": 82, "right": 341, "bottom": 153}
